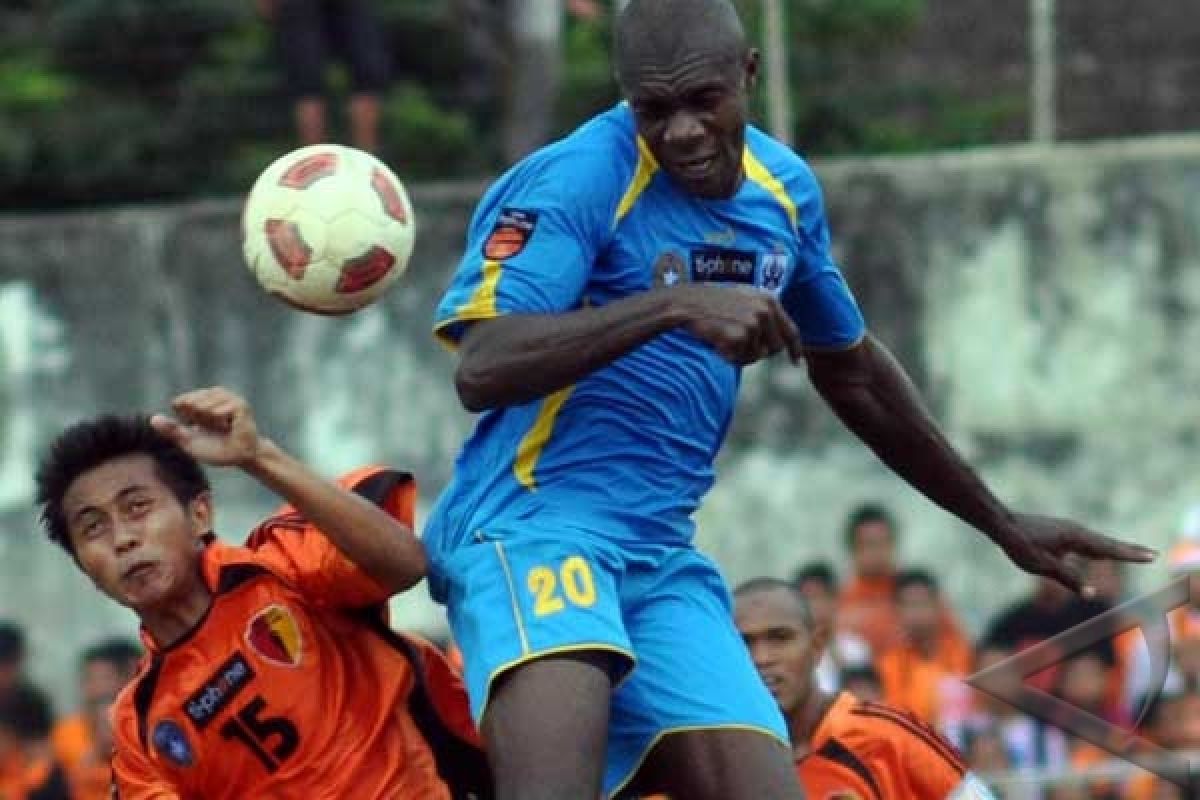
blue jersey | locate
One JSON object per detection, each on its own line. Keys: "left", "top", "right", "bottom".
{"left": 429, "top": 103, "right": 865, "bottom": 550}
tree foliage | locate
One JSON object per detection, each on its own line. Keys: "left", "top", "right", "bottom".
{"left": 0, "top": 0, "right": 1019, "bottom": 209}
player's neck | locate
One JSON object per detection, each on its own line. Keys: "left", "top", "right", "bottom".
{"left": 789, "top": 688, "right": 837, "bottom": 759}
{"left": 140, "top": 581, "right": 213, "bottom": 649}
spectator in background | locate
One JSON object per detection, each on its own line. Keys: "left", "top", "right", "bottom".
{"left": 839, "top": 665, "right": 883, "bottom": 703}
{"left": 837, "top": 504, "right": 901, "bottom": 653}
{"left": 733, "top": 578, "right": 995, "bottom": 799}
{"left": 792, "top": 562, "right": 871, "bottom": 692}
{"left": 876, "top": 569, "right": 972, "bottom": 725}
{"left": 0, "top": 622, "right": 26, "bottom": 699}
{"left": 52, "top": 637, "right": 142, "bottom": 800}
{"left": 258, "top": 0, "right": 391, "bottom": 153}
{"left": 944, "top": 644, "right": 1069, "bottom": 777}
{"left": 980, "top": 566, "right": 1112, "bottom": 693}
{"left": 0, "top": 682, "right": 68, "bottom": 800}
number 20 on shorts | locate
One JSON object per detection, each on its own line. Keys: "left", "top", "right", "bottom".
{"left": 527, "top": 556, "right": 597, "bottom": 617}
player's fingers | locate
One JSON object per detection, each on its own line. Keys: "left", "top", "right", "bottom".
{"left": 770, "top": 300, "right": 804, "bottom": 363}
{"left": 149, "top": 414, "right": 185, "bottom": 443}
{"left": 1070, "top": 529, "right": 1157, "bottom": 564}
{"left": 1045, "top": 558, "right": 1084, "bottom": 596}
{"left": 756, "top": 302, "right": 787, "bottom": 358}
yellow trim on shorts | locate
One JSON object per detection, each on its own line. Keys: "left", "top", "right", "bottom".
{"left": 433, "top": 258, "right": 504, "bottom": 350}
{"left": 742, "top": 149, "right": 798, "bottom": 230}
{"left": 493, "top": 541, "right": 530, "bottom": 654}
{"left": 615, "top": 136, "right": 659, "bottom": 223}
{"left": 512, "top": 384, "right": 576, "bottom": 489}
{"left": 606, "top": 723, "right": 791, "bottom": 799}
{"left": 479, "top": 643, "right": 637, "bottom": 727}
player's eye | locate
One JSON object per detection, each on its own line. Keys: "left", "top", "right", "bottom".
{"left": 127, "top": 497, "right": 152, "bottom": 515}
{"left": 689, "top": 90, "right": 724, "bottom": 111}
{"left": 81, "top": 518, "right": 106, "bottom": 539}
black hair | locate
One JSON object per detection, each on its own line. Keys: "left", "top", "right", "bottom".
{"left": 843, "top": 503, "right": 896, "bottom": 550}
{"left": 35, "top": 414, "right": 211, "bottom": 558}
{"left": 0, "top": 682, "right": 55, "bottom": 739}
{"left": 733, "top": 577, "right": 814, "bottom": 630}
{"left": 840, "top": 664, "right": 882, "bottom": 690}
{"left": 894, "top": 568, "right": 939, "bottom": 598}
{"left": 0, "top": 621, "right": 24, "bottom": 666}
{"left": 614, "top": 0, "right": 747, "bottom": 90}
{"left": 792, "top": 562, "right": 838, "bottom": 593}
{"left": 80, "top": 636, "right": 142, "bottom": 675}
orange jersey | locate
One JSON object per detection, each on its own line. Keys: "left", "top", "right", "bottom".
{"left": 798, "top": 692, "right": 987, "bottom": 800}
{"left": 110, "top": 468, "right": 488, "bottom": 800}
{"left": 50, "top": 713, "right": 91, "bottom": 770}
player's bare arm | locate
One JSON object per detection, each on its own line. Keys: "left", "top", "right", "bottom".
{"left": 456, "top": 284, "right": 802, "bottom": 411}
{"left": 804, "top": 335, "right": 1156, "bottom": 594}
{"left": 150, "top": 387, "right": 426, "bottom": 593}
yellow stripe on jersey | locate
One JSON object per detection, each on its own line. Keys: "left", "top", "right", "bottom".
{"left": 615, "top": 136, "right": 660, "bottom": 224}
{"left": 743, "top": 148, "right": 798, "bottom": 230}
{"left": 513, "top": 385, "right": 575, "bottom": 489}
{"left": 433, "top": 258, "right": 503, "bottom": 350}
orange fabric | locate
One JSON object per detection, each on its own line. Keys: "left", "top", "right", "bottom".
{"left": 798, "top": 692, "right": 970, "bottom": 800}
{"left": 838, "top": 577, "right": 964, "bottom": 655}
{"left": 109, "top": 469, "right": 481, "bottom": 800}
{"left": 1169, "top": 606, "right": 1200, "bottom": 642}
{"left": 877, "top": 631, "right": 973, "bottom": 723}
{"left": 0, "top": 751, "right": 57, "bottom": 800}
{"left": 838, "top": 576, "right": 900, "bottom": 653}
{"left": 50, "top": 713, "right": 91, "bottom": 769}
{"left": 51, "top": 713, "right": 113, "bottom": 800}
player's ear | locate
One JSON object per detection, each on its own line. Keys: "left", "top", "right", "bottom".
{"left": 187, "top": 491, "right": 214, "bottom": 543}
{"left": 742, "top": 49, "right": 760, "bottom": 92}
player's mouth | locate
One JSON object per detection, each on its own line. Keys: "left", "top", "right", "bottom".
{"left": 121, "top": 560, "right": 159, "bottom": 585}
{"left": 670, "top": 153, "right": 718, "bottom": 179}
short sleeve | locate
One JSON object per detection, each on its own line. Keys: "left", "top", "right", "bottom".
{"left": 780, "top": 166, "right": 866, "bottom": 350}
{"left": 246, "top": 468, "right": 416, "bottom": 611}
{"left": 434, "top": 144, "right": 625, "bottom": 347}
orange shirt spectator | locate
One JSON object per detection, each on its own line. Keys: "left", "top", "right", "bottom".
{"left": 877, "top": 570, "right": 972, "bottom": 723}
{"left": 0, "top": 683, "right": 69, "bottom": 800}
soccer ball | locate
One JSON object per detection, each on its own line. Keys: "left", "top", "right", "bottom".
{"left": 241, "top": 144, "right": 415, "bottom": 315}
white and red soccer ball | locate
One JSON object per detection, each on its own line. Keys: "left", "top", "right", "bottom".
{"left": 241, "top": 144, "right": 415, "bottom": 315}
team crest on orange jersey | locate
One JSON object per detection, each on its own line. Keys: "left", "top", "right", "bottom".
{"left": 246, "top": 605, "right": 304, "bottom": 667}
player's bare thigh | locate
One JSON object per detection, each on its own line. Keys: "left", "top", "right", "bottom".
{"left": 482, "top": 650, "right": 622, "bottom": 800}
{"left": 626, "top": 727, "right": 804, "bottom": 800}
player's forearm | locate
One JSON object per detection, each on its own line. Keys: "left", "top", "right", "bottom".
{"left": 454, "top": 290, "right": 686, "bottom": 411}
{"left": 242, "top": 440, "right": 426, "bottom": 593}
{"left": 805, "top": 335, "right": 1017, "bottom": 542}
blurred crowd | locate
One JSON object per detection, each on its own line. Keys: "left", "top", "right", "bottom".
{"left": 6, "top": 503, "right": 1200, "bottom": 799}
{"left": 789, "top": 505, "right": 1200, "bottom": 799}
{"left": 0, "top": 628, "right": 139, "bottom": 800}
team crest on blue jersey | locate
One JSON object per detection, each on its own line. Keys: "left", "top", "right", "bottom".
{"left": 652, "top": 251, "right": 688, "bottom": 287}
{"left": 152, "top": 719, "right": 194, "bottom": 767}
{"left": 761, "top": 250, "right": 789, "bottom": 292}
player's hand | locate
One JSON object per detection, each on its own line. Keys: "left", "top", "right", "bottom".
{"left": 668, "top": 285, "right": 804, "bottom": 366}
{"left": 150, "top": 388, "right": 262, "bottom": 468}
{"left": 996, "top": 512, "right": 1157, "bottom": 596}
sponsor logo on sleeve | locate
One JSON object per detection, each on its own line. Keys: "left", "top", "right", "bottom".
{"left": 761, "top": 250, "right": 789, "bottom": 292}
{"left": 483, "top": 208, "right": 540, "bottom": 261}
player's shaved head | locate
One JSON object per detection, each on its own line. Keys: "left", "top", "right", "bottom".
{"left": 614, "top": 0, "right": 748, "bottom": 90}
{"left": 733, "top": 578, "right": 816, "bottom": 631}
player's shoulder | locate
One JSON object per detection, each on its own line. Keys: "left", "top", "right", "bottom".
{"left": 838, "top": 698, "right": 968, "bottom": 773}
{"left": 492, "top": 103, "right": 641, "bottom": 205}
{"left": 744, "top": 124, "right": 825, "bottom": 203}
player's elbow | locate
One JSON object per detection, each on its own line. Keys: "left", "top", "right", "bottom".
{"left": 454, "top": 359, "right": 495, "bottom": 412}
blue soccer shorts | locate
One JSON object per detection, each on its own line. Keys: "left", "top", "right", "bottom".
{"left": 429, "top": 522, "right": 789, "bottom": 797}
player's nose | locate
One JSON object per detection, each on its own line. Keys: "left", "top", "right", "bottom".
{"left": 112, "top": 520, "right": 143, "bottom": 554}
{"left": 663, "top": 110, "right": 705, "bottom": 149}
